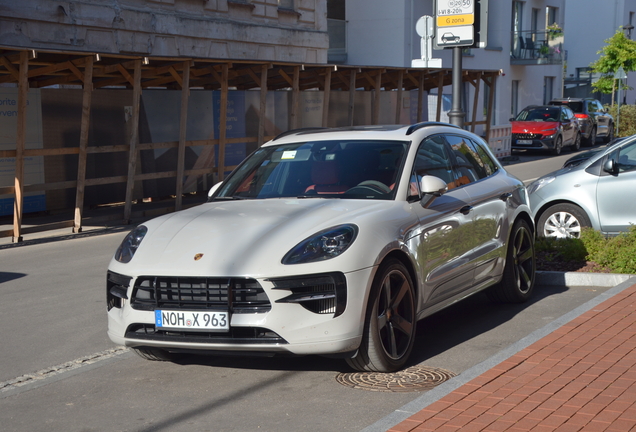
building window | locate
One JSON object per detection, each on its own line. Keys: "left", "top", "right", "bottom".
{"left": 543, "top": 76, "right": 555, "bottom": 104}
{"left": 511, "top": 80, "right": 519, "bottom": 117}
{"left": 546, "top": 6, "right": 558, "bottom": 27}
{"left": 279, "top": 0, "right": 294, "bottom": 10}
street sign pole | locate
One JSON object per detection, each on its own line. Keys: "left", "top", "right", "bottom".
{"left": 448, "top": 47, "right": 465, "bottom": 128}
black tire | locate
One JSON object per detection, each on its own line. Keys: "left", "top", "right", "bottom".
{"left": 585, "top": 127, "right": 597, "bottom": 146}
{"left": 487, "top": 219, "right": 535, "bottom": 304}
{"left": 346, "top": 259, "right": 416, "bottom": 372}
{"left": 552, "top": 135, "right": 563, "bottom": 155}
{"left": 571, "top": 133, "right": 581, "bottom": 151}
{"left": 603, "top": 124, "right": 615, "bottom": 143}
{"left": 131, "top": 347, "right": 175, "bottom": 361}
{"left": 537, "top": 203, "right": 591, "bottom": 239}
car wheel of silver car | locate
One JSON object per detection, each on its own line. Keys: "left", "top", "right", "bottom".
{"left": 347, "top": 259, "right": 416, "bottom": 372}
{"left": 604, "top": 124, "right": 615, "bottom": 143}
{"left": 537, "top": 203, "right": 591, "bottom": 239}
{"left": 571, "top": 133, "right": 581, "bottom": 151}
{"left": 487, "top": 219, "right": 535, "bottom": 304}
{"left": 586, "top": 127, "right": 597, "bottom": 146}
{"left": 132, "top": 347, "right": 176, "bottom": 361}
{"left": 552, "top": 136, "right": 563, "bottom": 156}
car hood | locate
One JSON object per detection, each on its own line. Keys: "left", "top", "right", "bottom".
{"left": 110, "top": 198, "right": 411, "bottom": 277}
{"left": 512, "top": 121, "right": 560, "bottom": 133}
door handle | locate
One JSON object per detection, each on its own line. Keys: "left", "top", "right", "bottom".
{"left": 459, "top": 205, "right": 472, "bottom": 215}
{"left": 500, "top": 192, "right": 513, "bottom": 201}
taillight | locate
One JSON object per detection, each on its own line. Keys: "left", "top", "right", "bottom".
{"left": 574, "top": 113, "right": 590, "bottom": 121}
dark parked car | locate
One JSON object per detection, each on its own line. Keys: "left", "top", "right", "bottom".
{"left": 511, "top": 105, "right": 581, "bottom": 155}
{"left": 549, "top": 98, "right": 614, "bottom": 146}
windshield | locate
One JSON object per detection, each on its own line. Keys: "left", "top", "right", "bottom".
{"left": 516, "top": 107, "right": 561, "bottom": 122}
{"left": 212, "top": 140, "right": 409, "bottom": 200}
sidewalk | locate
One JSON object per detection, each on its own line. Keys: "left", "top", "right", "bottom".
{"left": 366, "top": 277, "right": 636, "bottom": 432}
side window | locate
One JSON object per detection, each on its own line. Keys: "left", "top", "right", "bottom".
{"left": 561, "top": 108, "right": 569, "bottom": 121}
{"left": 412, "top": 136, "right": 455, "bottom": 193}
{"left": 446, "top": 135, "right": 491, "bottom": 184}
{"left": 612, "top": 141, "right": 636, "bottom": 174}
{"left": 470, "top": 138, "right": 498, "bottom": 176}
{"left": 587, "top": 100, "right": 596, "bottom": 113}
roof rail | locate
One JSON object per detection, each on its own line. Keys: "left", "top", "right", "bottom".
{"left": 405, "top": 122, "right": 459, "bottom": 135}
{"left": 272, "top": 127, "right": 329, "bottom": 141}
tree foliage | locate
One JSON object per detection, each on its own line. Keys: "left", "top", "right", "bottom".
{"left": 590, "top": 29, "right": 636, "bottom": 94}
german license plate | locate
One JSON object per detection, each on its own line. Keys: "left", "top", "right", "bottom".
{"left": 155, "top": 310, "right": 229, "bottom": 331}
{"left": 517, "top": 139, "right": 533, "bottom": 144}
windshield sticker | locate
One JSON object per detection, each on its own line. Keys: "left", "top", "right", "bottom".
{"left": 281, "top": 150, "right": 297, "bottom": 160}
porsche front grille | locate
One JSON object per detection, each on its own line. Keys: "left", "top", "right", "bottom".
{"left": 130, "top": 276, "right": 271, "bottom": 313}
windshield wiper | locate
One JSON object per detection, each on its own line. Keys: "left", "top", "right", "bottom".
{"left": 211, "top": 195, "right": 248, "bottom": 201}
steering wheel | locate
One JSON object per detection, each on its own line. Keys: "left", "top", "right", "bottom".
{"left": 346, "top": 180, "right": 392, "bottom": 195}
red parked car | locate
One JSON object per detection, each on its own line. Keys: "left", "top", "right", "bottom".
{"left": 511, "top": 105, "right": 581, "bottom": 155}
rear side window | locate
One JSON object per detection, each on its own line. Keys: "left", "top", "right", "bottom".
{"left": 446, "top": 135, "right": 495, "bottom": 184}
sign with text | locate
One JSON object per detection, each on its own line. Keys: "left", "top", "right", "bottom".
{"left": 434, "top": 0, "right": 475, "bottom": 48}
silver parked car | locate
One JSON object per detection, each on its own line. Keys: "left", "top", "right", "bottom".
{"left": 529, "top": 134, "right": 636, "bottom": 238}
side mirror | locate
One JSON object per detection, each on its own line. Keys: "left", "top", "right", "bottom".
{"left": 603, "top": 159, "right": 617, "bottom": 175}
{"left": 509, "top": 117, "right": 515, "bottom": 122}
{"left": 420, "top": 175, "right": 448, "bottom": 196}
{"left": 207, "top": 181, "right": 223, "bottom": 198}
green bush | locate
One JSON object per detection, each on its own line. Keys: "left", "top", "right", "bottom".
{"left": 607, "top": 104, "right": 636, "bottom": 137}
{"left": 538, "top": 226, "right": 636, "bottom": 274}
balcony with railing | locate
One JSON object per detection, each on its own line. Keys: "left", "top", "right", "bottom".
{"left": 328, "top": 18, "right": 347, "bottom": 64}
{"left": 510, "top": 30, "right": 564, "bottom": 65}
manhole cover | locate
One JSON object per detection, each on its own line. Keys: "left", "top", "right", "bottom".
{"left": 336, "top": 365, "right": 456, "bottom": 392}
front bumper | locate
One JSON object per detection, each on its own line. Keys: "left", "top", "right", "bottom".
{"left": 512, "top": 136, "right": 557, "bottom": 150}
{"left": 107, "top": 267, "right": 375, "bottom": 356}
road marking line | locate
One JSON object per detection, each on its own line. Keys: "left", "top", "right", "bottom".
{"left": 0, "top": 346, "right": 129, "bottom": 394}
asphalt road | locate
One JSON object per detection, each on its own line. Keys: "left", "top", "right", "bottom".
{"left": 0, "top": 149, "right": 615, "bottom": 432}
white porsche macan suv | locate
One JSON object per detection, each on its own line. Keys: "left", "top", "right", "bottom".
{"left": 107, "top": 122, "right": 536, "bottom": 372}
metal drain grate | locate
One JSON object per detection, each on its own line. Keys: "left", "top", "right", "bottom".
{"left": 336, "top": 365, "right": 456, "bottom": 392}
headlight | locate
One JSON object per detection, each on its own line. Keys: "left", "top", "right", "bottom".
{"left": 527, "top": 176, "right": 555, "bottom": 195}
{"left": 282, "top": 225, "right": 358, "bottom": 265}
{"left": 114, "top": 225, "right": 148, "bottom": 263}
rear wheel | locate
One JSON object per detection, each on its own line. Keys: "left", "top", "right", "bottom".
{"left": 552, "top": 136, "right": 563, "bottom": 155}
{"left": 346, "top": 259, "right": 416, "bottom": 372}
{"left": 537, "top": 203, "right": 591, "bottom": 239}
{"left": 487, "top": 219, "right": 535, "bottom": 304}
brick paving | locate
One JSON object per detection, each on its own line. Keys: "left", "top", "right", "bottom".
{"left": 388, "top": 283, "right": 636, "bottom": 432}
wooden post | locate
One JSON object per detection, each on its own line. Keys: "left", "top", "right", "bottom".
{"left": 348, "top": 69, "right": 357, "bottom": 126}
{"left": 218, "top": 64, "right": 228, "bottom": 181}
{"left": 257, "top": 64, "right": 268, "bottom": 147}
{"left": 436, "top": 71, "right": 444, "bottom": 122}
{"left": 175, "top": 60, "right": 191, "bottom": 211}
{"left": 12, "top": 51, "right": 28, "bottom": 243}
{"left": 373, "top": 70, "right": 382, "bottom": 125}
{"left": 485, "top": 74, "right": 497, "bottom": 142}
{"left": 73, "top": 56, "right": 94, "bottom": 233}
{"left": 290, "top": 66, "right": 300, "bottom": 129}
{"left": 395, "top": 70, "right": 404, "bottom": 124}
{"left": 471, "top": 74, "right": 481, "bottom": 133}
{"left": 322, "top": 67, "right": 332, "bottom": 127}
{"left": 417, "top": 72, "right": 424, "bottom": 123}
{"left": 123, "top": 59, "right": 142, "bottom": 223}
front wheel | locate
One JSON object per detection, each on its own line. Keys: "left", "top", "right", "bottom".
{"left": 346, "top": 259, "right": 416, "bottom": 372}
{"left": 571, "top": 133, "right": 581, "bottom": 151}
{"left": 537, "top": 203, "right": 591, "bottom": 239}
{"left": 552, "top": 136, "right": 563, "bottom": 155}
{"left": 604, "top": 124, "right": 615, "bottom": 143}
{"left": 585, "top": 127, "right": 597, "bottom": 146}
{"left": 487, "top": 219, "right": 535, "bottom": 304}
